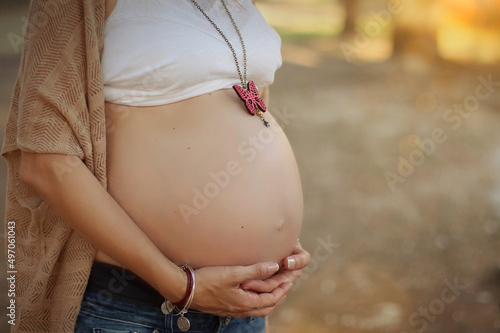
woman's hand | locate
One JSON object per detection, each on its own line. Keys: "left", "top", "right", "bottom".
{"left": 239, "top": 240, "right": 310, "bottom": 293}
{"left": 191, "top": 262, "right": 292, "bottom": 318}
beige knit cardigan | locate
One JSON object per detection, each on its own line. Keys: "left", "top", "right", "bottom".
{"left": 2, "top": 1, "right": 106, "bottom": 332}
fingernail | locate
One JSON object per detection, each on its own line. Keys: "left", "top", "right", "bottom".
{"left": 267, "top": 263, "right": 279, "bottom": 274}
{"left": 287, "top": 258, "right": 296, "bottom": 270}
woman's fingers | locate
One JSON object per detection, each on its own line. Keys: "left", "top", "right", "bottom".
{"left": 191, "top": 264, "right": 289, "bottom": 317}
{"left": 234, "top": 282, "right": 292, "bottom": 318}
{"left": 199, "top": 281, "right": 292, "bottom": 318}
{"left": 189, "top": 245, "right": 308, "bottom": 318}
{"left": 240, "top": 279, "right": 279, "bottom": 293}
{"left": 228, "top": 262, "right": 280, "bottom": 285}
{"left": 283, "top": 241, "right": 310, "bottom": 270}
{"left": 248, "top": 281, "right": 292, "bottom": 313}
{"left": 240, "top": 269, "right": 295, "bottom": 292}
{"left": 240, "top": 242, "right": 310, "bottom": 292}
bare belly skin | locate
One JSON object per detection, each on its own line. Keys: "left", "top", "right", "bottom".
{"left": 95, "top": 89, "right": 303, "bottom": 269}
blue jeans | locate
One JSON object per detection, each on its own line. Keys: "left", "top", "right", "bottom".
{"left": 75, "top": 262, "right": 265, "bottom": 333}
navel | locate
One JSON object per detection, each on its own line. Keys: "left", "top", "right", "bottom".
{"left": 275, "top": 219, "right": 285, "bottom": 232}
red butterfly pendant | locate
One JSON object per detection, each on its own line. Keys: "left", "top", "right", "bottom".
{"left": 233, "top": 81, "right": 267, "bottom": 116}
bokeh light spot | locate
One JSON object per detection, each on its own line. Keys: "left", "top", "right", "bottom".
{"left": 399, "top": 134, "right": 422, "bottom": 157}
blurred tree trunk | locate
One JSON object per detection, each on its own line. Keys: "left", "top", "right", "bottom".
{"left": 341, "top": 0, "right": 357, "bottom": 35}
{"left": 392, "top": 0, "right": 439, "bottom": 62}
{"left": 392, "top": 24, "right": 440, "bottom": 66}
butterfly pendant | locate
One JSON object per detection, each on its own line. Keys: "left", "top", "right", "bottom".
{"left": 233, "top": 81, "right": 270, "bottom": 127}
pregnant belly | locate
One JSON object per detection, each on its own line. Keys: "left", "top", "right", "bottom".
{"left": 104, "top": 90, "right": 303, "bottom": 268}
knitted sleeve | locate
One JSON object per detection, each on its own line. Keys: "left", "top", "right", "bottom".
{"left": 1, "top": 1, "right": 106, "bottom": 332}
{"left": 2, "top": 0, "right": 105, "bottom": 159}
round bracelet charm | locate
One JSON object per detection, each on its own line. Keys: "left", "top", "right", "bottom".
{"left": 177, "top": 316, "right": 190, "bottom": 331}
{"left": 161, "top": 300, "right": 174, "bottom": 315}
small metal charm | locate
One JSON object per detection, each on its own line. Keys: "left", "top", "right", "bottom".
{"left": 161, "top": 300, "right": 174, "bottom": 315}
{"left": 177, "top": 315, "right": 190, "bottom": 331}
{"left": 256, "top": 110, "right": 270, "bottom": 127}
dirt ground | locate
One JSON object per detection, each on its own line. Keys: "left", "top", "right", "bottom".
{"left": 265, "top": 47, "right": 500, "bottom": 332}
{"left": 1, "top": 2, "right": 500, "bottom": 333}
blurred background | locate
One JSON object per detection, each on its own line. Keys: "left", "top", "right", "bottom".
{"left": 1, "top": 0, "right": 500, "bottom": 332}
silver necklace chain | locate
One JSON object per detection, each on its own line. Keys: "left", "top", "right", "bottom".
{"left": 189, "top": 0, "right": 248, "bottom": 88}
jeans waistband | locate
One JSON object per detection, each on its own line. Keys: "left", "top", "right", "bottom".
{"left": 85, "top": 261, "right": 165, "bottom": 307}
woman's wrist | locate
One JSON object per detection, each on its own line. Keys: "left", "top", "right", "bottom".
{"left": 170, "top": 265, "right": 189, "bottom": 303}
{"left": 172, "top": 264, "right": 195, "bottom": 307}
{"left": 147, "top": 258, "right": 188, "bottom": 303}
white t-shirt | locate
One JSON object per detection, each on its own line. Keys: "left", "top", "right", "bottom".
{"left": 101, "top": 0, "right": 282, "bottom": 106}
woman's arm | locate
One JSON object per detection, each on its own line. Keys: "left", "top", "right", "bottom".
{"left": 241, "top": 241, "right": 310, "bottom": 292}
{"left": 19, "top": 151, "right": 290, "bottom": 317}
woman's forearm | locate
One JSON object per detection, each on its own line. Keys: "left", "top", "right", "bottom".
{"left": 19, "top": 151, "right": 187, "bottom": 302}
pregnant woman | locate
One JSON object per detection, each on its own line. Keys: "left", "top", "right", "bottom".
{"left": 2, "top": 0, "right": 309, "bottom": 332}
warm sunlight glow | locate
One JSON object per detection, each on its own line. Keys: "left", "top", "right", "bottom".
{"left": 438, "top": 0, "right": 500, "bottom": 63}
{"left": 258, "top": 0, "right": 500, "bottom": 65}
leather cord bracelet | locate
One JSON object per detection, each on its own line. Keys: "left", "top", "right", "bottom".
{"left": 173, "top": 264, "right": 194, "bottom": 308}
{"left": 160, "top": 264, "right": 196, "bottom": 331}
